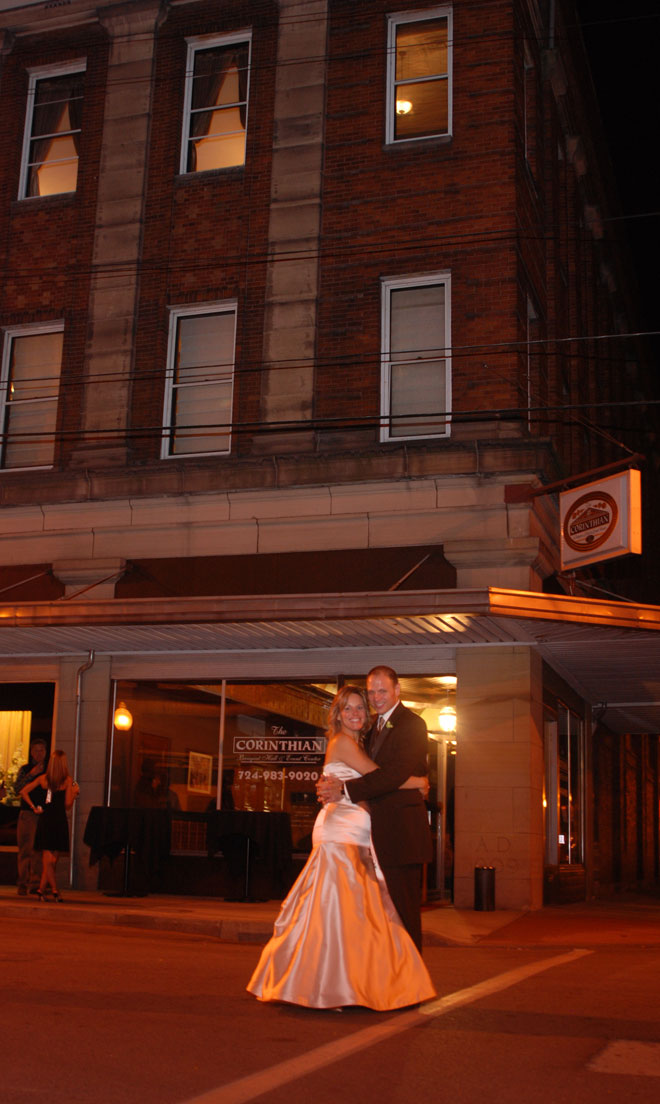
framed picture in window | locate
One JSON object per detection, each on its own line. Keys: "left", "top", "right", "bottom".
{"left": 187, "top": 751, "right": 213, "bottom": 794}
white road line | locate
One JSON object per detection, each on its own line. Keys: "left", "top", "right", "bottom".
{"left": 588, "top": 1040, "right": 660, "bottom": 1077}
{"left": 181, "top": 948, "right": 592, "bottom": 1104}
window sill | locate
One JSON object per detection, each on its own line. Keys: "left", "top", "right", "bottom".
{"left": 384, "top": 134, "right": 453, "bottom": 152}
{"left": 12, "top": 191, "right": 77, "bottom": 211}
{"left": 0, "top": 464, "right": 55, "bottom": 475}
{"left": 175, "top": 165, "right": 246, "bottom": 185}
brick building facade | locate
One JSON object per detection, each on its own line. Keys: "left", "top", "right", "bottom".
{"left": 0, "top": 0, "right": 658, "bottom": 907}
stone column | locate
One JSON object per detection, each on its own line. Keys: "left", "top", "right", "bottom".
{"left": 453, "top": 645, "right": 545, "bottom": 909}
{"left": 254, "top": 0, "right": 328, "bottom": 453}
{"left": 52, "top": 558, "right": 126, "bottom": 599}
{"left": 443, "top": 536, "right": 552, "bottom": 590}
{"left": 71, "top": 0, "right": 165, "bottom": 467}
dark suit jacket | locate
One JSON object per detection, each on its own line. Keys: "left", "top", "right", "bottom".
{"left": 345, "top": 702, "right": 433, "bottom": 867}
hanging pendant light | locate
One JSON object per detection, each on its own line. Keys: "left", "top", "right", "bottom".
{"left": 113, "top": 702, "right": 133, "bottom": 730}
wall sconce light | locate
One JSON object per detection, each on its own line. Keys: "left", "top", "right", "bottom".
{"left": 113, "top": 702, "right": 133, "bottom": 731}
{"left": 437, "top": 706, "right": 457, "bottom": 734}
{"left": 396, "top": 99, "right": 413, "bottom": 115}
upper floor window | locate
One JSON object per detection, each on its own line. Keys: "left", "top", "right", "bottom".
{"left": 162, "top": 303, "right": 236, "bottom": 458}
{"left": 1, "top": 323, "right": 63, "bottom": 469}
{"left": 386, "top": 7, "right": 452, "bottom": 144}
{"left": 381, "top": 274, "right": 451, "bottom": 440}
{"left": 181, "top": 33, "right": 251, "bottom": 173}
{"left": 19, "top": 62, "right": 85, "bottom": 199}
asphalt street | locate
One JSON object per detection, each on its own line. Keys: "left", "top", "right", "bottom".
{"left": 2, "top": 898, "right": 660, "bottom": 1104}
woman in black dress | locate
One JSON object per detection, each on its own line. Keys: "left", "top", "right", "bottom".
{"left": 20, "top": 749, "right": 80, "bottom": 901}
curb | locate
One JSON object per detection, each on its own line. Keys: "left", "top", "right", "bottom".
{"left": 0, "top": 899, "right": 273, "bottom": 943}
{"left": 0, "top": 898, "right": 472, "bottom": 946}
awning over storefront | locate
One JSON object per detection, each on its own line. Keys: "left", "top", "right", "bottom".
{"left": 2, "top": 587, "right": 660, "bottom": 735}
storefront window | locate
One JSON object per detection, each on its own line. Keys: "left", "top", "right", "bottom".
{"left": 0, "top": 683, "right": 54, "bottom": 805}
{"left": 108, "top": 680, "right": 328, "bottom": 851}
{"left": 543, "top": 705, "right": 558, "bottom": 864}
{"left": 544, "top": 701, "right": 584, "bottom": 865}
{"left": 107, "top": 675, "right": 449, "bottom": 866}
{"left": 222, "top": 683, "right": 327, "bottom": 850}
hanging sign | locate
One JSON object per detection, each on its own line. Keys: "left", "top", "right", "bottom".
{"left": 560, "top": 468, "right": 641, "bottom": 569}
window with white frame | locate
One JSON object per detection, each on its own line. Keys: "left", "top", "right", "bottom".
{"left": 180, "top": 33, "right": 251, "bottom": 173}
{"left": 19, "top": 62, "right": 85, "bottom": 200}
{"left": 162, "top": 304, "right": 236, "bottom": 457}
{"left": 386, "top": 7, "right": 452, "bottom": 144}
{"left": 381, "top": 274, "right": 451, "bottom": 440}
{"left": 0, "top": 324, "right": 63, "bottom": 469}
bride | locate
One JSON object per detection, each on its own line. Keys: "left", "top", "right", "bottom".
{"left": 247, "top": 685, "right": 436, "bottom": 1010}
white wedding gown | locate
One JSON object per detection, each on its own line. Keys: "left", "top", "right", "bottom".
{"left": 246, "top": 761, "right": 436, "bottom": 1010}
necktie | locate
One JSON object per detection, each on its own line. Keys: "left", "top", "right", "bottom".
{"left": 371, "top": 714, "right": 386, "bottom": 756}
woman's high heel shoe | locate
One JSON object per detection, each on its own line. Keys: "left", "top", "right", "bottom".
{"left": 51, "top": 892, "right": 63, "bottom": 902}
{"left": 36, "top": 890, "right": 49, "bottom": 901}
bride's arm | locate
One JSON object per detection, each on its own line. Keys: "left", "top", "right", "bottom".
{"left": 317, "top": 734, "right": 376, "bottom": 804}
{"left": 326, "top": 736, "right": 428, "bottom": 794}
{"left": 324, "top": 734, "right": 377, "bottom": 775}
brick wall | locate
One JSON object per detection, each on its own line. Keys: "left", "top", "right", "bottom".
{"left": 0, "top": 24, "right": 108, "bottom": 467}
{"left": 0, "top": 0, "right": 652, "bottom": 486}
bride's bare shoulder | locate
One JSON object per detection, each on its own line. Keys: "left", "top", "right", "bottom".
{"left": 327, "top": 733, "right": 367, "bottom": 769}
{"left": 324, "top": 733, "right": 344, "bottom": 762}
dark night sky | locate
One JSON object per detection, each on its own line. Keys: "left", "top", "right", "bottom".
{"left": 576, "top": 1, "right": 659, "bottom": 337}
{"left": 573, "top": 3, "right": 659, "bottom": 600}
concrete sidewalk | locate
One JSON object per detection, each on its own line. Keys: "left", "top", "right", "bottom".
{"left": 0, "top": 886, "right": 519, "bottom": 945}
{"left": 3, "top": 885, "right": 660, "bottom": 946}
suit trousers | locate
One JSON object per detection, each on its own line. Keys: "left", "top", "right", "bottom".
{"left": 17, "top": 809, "right": 42, "bottom": 891}
{"left": 381, "top": 862, "right": 424, "bottom": 952}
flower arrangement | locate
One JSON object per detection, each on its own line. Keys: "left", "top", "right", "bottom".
{"left": 0, "top": 745, "right": 25, "bottom": 806}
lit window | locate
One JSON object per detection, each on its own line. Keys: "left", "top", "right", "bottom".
{"left": 181, "top": 34, "right": 251, "bottom": 173}
{"left": 381, "top": 274, "right": 451, "bottom": 440}
{"left": 387, "top": 8, "right": 452, "bottom": 143}
{"left": 19, "top": 62, "right": 85, "bottom": 200}
{"left": 162, "top": 304, "right": 236, "bottom": 457}
{"left": 0, "top": 324, "right": 63, "bottom": 469}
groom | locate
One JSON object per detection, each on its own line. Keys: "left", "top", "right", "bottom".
{"left": 318, "top": 665, "right": 432, "bottom": 950}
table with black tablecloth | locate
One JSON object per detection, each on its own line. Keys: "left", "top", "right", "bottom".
{"left": 206, "top": 810, "right": 292, "bottom": 900}
{"left": 83, "top": 807, "right": 171, "bottom": 896}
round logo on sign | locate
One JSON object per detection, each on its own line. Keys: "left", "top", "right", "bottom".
{"left": 563, "top": 491, "right": 618, "bottom": 552}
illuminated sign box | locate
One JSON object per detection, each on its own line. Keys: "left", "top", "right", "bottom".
{"left": 560, "top": 469, "right": 641, "bottom": 570}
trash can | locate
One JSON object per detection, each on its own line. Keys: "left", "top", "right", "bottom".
{"left": 474, "top": 865, "right": 495, "bottom": 911}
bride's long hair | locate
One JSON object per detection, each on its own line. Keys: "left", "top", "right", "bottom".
{"left": 326, "top": 685, "right": 371, "bottom": 746}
